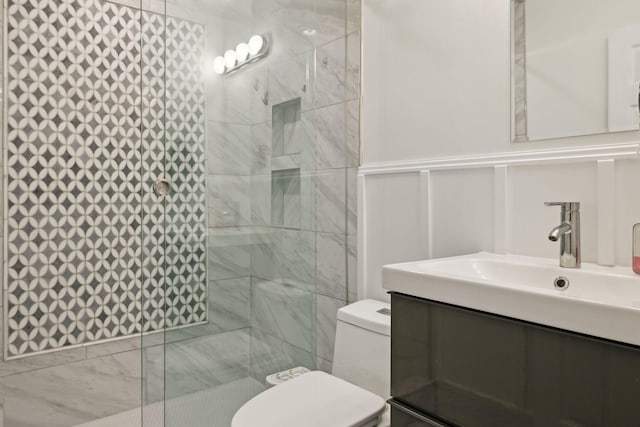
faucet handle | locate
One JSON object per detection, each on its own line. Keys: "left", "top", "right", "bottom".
{"left": 544, "top": 202, "right": 580, "bottom": 213}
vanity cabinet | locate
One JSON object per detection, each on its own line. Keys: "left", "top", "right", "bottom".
{"left": 390, "top": 292, "right": 640, "bottom": 427}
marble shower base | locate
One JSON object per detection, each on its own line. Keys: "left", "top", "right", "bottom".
{"left": 75, "top": 377, "right": 265, "bottom": 427}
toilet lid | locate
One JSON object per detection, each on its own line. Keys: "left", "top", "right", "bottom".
{"left": 231, "top": 371, "right": 386, "bottom": 427}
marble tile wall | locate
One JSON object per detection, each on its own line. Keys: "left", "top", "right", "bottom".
{"left": 0, "top": 0, "right": 361, "bottom": 423}
{"left": 191, "top": 0, "right": 362, "bottom": 385}
{"left": 160, "top": 2, "right": 256, "bottom": 407}
{"left": 512, "top": 0, "right": 528, "bottom": 141}
{"left": 242, "top": 0, "right": 361, "bottom": 380}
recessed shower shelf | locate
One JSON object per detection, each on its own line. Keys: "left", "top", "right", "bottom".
{"left": 272, "top": 98, "right": 303, "bottom": 157}
{"left": 271, "top": 168, "right": 301, "bottom": 229}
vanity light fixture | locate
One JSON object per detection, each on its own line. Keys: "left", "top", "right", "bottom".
{"left": 223, "top": 49, "right": 237, "bottom": 68}
{"left": 213, "top": 34, "right": 269, "bottom": 75}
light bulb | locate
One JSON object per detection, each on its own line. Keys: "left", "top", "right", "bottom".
{"left": 248, "top": 35, "right": 265, "bottom": 56}
{"left": 236, "top": 43, "right": 250, "bottom": 62}
{"left": 213, "top": 56, "right": 226, "bottom": 75}
{"left": 224, "top": 50, "right": 237, "bottom": 68}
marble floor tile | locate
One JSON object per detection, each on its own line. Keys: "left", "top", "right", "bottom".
{"left": 164, "top": 376, "right": 264, "bottom": 427}
{"left": 75, "top": 377, "right": 265, "bottom": 427}
{"left": 151, "top": 329, "right": 251, "bottom": 401}
{"left": 2, "top": 350, "right": 142, "bottom": 427}
{"left": 144, "top": 344, "right": 165, "bottom": 405}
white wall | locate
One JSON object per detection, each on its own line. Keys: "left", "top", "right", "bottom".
{"left": 361, "top": 0, "right": 640, "bottom": 162}
{"left": 361, "top": 0, "right": 510, "bottom": 163}
{"left": 360, "top": 0, "right": 640, "bottom": 301}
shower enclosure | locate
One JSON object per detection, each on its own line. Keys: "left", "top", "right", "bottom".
{"left": 0, "top": 0, "right": 360, "bottom": 425}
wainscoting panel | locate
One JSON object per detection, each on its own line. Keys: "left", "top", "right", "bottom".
{"left": 358, "top": 143, "right": 640, "bottom": 300}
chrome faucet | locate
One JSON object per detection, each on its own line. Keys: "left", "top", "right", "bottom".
{"left": 545, "top": 202, "right": 580, "bottom": 268}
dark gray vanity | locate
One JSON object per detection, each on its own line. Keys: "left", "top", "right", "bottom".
{"left": 389, "top": 292, "right": 640, "bottom": 427}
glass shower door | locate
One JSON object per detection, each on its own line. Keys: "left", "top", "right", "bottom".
{"left": 160, "top": 2, "right": 321, "bottom": 423}
{"left": 2, "top": 0, "right": 162, "bottom": 426}
{"left": 139, "top": 1, "right": 211, "bottom": 425}
{"left": 156, "top": 0, "right": 360, "bottom": 425}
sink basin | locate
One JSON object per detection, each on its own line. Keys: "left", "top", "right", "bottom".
{"left": 382, "top": 252, "right": 640, "bottom": 346}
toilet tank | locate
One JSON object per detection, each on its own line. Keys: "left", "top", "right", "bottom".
{"left": 331, "top": 299, "right": 391, "bottom": 399}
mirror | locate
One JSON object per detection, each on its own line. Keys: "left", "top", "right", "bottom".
{"left": 512, "top": 0, "right": 640, "bottom": 142}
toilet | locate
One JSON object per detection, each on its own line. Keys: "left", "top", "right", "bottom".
{"left": 232, "top": 299, "right": 391, "bottom": 427}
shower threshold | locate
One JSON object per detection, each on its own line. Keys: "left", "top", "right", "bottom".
{"left": 74, "top": 377, "right": 265, "bottom": 427}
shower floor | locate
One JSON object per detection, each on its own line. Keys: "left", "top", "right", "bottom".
{"left": 75, "top": 377, "right": 265, "bottom": 427}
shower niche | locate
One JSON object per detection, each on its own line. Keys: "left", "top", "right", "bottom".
{"left": 270, "top": 98, "right": 303, "bottom": 229}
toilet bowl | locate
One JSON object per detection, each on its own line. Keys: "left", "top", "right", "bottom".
{"left": 232, "top": 299, "right": 391, "bottom": 427}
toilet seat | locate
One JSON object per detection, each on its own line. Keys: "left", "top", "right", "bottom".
{"left": 231, "top": 371, "right": 386, "bottom": 427}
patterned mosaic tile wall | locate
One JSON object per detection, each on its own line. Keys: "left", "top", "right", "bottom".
{"left": 5, "top": 0, "right": 207, "bottom": 358}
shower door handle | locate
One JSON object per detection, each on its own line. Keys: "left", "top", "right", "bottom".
{"left": 153, "top": 178, "right": 171, "bottom": 197}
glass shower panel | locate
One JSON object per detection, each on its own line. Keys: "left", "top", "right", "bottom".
{"left": 140, "top": 3, "right": 168, "bottom": 426}
{"left": 160, "top": 0, "right": 361, "bottom": 426}
{"left": 155, "top": 3, "right": 260, "bottom": 426}
{"left": 1, "top": 0, "right": 159, "bottom": 425}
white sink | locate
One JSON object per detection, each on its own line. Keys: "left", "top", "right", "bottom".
{"left": 382, "top": 252, "right": 640, "bottom": 346}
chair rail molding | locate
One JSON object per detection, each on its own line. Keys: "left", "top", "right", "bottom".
{"left": 358, "top": 143, "right": 640, "bottom": 176}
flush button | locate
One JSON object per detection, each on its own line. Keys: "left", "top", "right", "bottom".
{"left": 377, "top": 308, "right": 391, "bottom": 316}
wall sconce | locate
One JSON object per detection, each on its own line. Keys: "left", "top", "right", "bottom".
{"left": 213, "top": 35, "right": 269, "bottom": 76}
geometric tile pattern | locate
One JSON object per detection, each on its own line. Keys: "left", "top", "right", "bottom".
{"left": 140, "top": 12, "right": 208, "bottom": 331}
{"left": 5, "top": 0, "right": 207, "bottom": 358}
